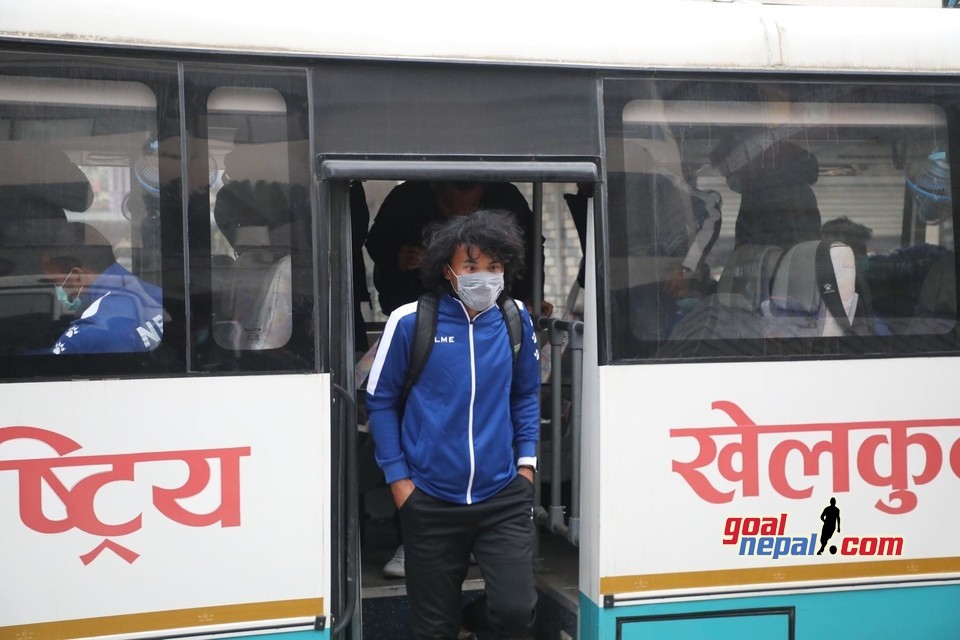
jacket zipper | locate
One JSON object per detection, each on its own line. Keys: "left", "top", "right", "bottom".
{"left": 466, "top": 319, "right": 477, "bottom": 504}
{"left": 456, "top": 299, "right": 494, "bottom": 505}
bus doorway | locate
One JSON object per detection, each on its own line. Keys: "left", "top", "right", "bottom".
{"left": 320, "top": 161, "right": 597, "bottom": 640}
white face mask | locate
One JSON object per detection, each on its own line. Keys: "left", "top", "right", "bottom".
{"left": 55, "top": 269, "right": 84, "bottom": 313}
{"left": 451, "top": 268, "right": 504, "bottom": 312}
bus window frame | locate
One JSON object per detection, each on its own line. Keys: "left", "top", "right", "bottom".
{"left": 601, "top": 74, "right": 960, "bottom": 365}
{"left": 183, "top": 63, "right": 317, "bottom": 375}
{"left": 320, "top": 155, "right": 600, "bottom": 365}
{"left": 318, "top": 154, "right": 600, "bottom": 183}
{"left": 0, "top": 49, "right": 186, "bottom": 381}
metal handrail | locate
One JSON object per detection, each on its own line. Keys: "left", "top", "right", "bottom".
{"left": 533, "top": 316, "right": 584, "bottom": 546}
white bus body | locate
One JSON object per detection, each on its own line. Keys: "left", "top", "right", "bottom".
{"left": 1, "top": 2, "right": 959, "bottom": 639}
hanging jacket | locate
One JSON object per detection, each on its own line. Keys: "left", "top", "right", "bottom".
{"left": 366, "top": 292, "right": 540, "bottom": 505}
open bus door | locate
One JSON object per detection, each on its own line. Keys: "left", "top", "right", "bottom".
{"left": 319, "top": 157, "right": 598, "bottom": 640}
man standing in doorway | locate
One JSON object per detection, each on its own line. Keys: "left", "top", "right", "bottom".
{"left": 366, "top": 210, "right": 540, "bottom": 639}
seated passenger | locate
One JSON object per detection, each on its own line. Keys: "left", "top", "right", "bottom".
{"left": 42, "top": 222, "right": 163, "bottom": 354}
{"left": 661, "top": 139, "right": 826, "bottom": 351}
{"left": 365, "top": 181, "right": 546, "bottom": 315}
{"left": 707, "top": 139, "right": 823, "bottom": 317}
{"left": 711, "top": 139, "right": 821, "bottom": 249}
{"left": 621, "top": 171, "right": 723, "bottom": 344}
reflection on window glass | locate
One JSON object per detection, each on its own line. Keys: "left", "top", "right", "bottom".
{"left": 0, "top": 76, "right": 164, "bottom": 356}
{"left": 206, "top": 87, "right": 298, "bottom": 351}
{"left": 606, "top": 81, "right": 957, "bottom": 360}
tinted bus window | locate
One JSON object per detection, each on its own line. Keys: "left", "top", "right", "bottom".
{"left": 604, "top": 79, "right": 959, "bottom": 361}
{"left": 185, "top": 66, "right": 314, "bottom": 372}
{"left": 0, "top": 55, "right": 181, "bottom": 371}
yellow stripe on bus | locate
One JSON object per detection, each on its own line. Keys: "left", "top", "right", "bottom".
{"left": 0, "top": 598, "right": 323, "bottom": 640}
{"left": 601, "top": 558, "right": 960, "bottom": 595}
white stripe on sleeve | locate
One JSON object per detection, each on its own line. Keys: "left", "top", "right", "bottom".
{"left": 365, "top": 301, "right": 418, "bottom": 396}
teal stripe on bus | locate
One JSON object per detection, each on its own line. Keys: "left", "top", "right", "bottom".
{"left": 223, "top": 632, "right": 328, "bottom": 639}
{"left": 580, "top": 584, "right": 960, "bottom": 640}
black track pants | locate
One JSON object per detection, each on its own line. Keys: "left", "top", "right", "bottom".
{"left": 399, "top": 474, "right": 537, "bottom": 640}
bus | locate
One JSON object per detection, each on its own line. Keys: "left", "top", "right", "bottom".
{"left": 1, "top": 1, "right": 959, "bottom": 639}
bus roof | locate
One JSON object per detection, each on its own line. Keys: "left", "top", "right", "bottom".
{"left": 2, "top": 0, "right": 960, "bottom": 75}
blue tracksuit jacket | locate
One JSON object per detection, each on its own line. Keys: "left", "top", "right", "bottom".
{"left": 366, "top": 293, "right": 540, "bottom": 505}
{"left": 51, "top": 262, "right": 164, "bottom": 355}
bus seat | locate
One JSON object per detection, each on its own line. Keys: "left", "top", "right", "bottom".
{"left": 211, "top": 170, "right": 296, "bottom": 351}
{"left": 763, "top": 240, "right": 857, "bottom": 337}
{"left": 243, "top": 254, "right": 292, "bottom": 350}
{"left": 716, "top": 244, "right": 783, "bottom": 312}
{"left": 210, "top": 253, "right": 236, "bottom": 320}
{"left": 917, "top": 251, "right": 956, "bottom": 317}
{"left": 213, "top": 224, "right": 292, "bottom": 351}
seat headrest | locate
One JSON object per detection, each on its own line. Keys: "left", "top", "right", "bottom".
{"left": 769, "top": 240, "right": 855, "bottom": 314}
{"left": 717, "top": 244, "right": 783, "bottom": 311}
{"left": 0, "top": 142, "right": 94, "bottom": 216}
{"left": 233, "top": 226, "right": 271, "bottom": 248}
{"left": 213, "top": 179, "right": 302, "bottom": 248}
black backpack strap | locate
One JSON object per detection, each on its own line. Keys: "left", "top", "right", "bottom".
{"left": 402, "top": 293, "right": 522, "bottom": 411}
{"left": 401, "top": 292, "right": 439, "bottom": 409}
{"left": 815, "top": 240, "right": 853, "bottom": 334}
{"left": 497, "top": 294, "right": 524, "bottom": 367}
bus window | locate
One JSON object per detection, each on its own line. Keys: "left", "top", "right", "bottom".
{"left": 0, "top": 70, "right": 168, "bottom": 359}
{"left": 186, "top": 67, "right": 314, "bottom": 371}
{"left": 604, "top": 79, "right": 958, "bottom": 361}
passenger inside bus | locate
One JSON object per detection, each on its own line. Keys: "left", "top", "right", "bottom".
{"left": 662, "top": 138, "right": 861, "bottom": 347}
{"left": 0, "top": 144, "right": 99, "bottom": 354}
{"left": 41, "top": 221, "right": 164, "bottom": 355}
{"left": 713, "top": 139, "right": 822, "bottom": 250}
{"left": 365, "top": 180, "right": 548, "bottom": 315}
{"left": 709, "top": 139, "right": 827, "bottom": 318}
{"left": 622, "top": 169, "right": 723, "bottom": 343}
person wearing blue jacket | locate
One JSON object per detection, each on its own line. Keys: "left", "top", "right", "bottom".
{"left": 366, "top": 209, "right": 540, "bottom": 640}
{"left": 43, "top": 222, "right": 163, "bottom": 355}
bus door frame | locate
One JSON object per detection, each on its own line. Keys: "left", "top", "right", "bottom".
{"left": 317, "top": 155, "right": 599, "bottom": 639}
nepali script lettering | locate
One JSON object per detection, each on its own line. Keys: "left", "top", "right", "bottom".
{"left": 0, "top": 426, "right": 250, "bottom": 564}
{"left": 670, "top": 401, "right": 960, "bottom": 515}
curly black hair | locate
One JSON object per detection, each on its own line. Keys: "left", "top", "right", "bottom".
{"left": 419, "top": 209, "right": 525, "bottom": 294}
